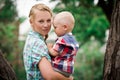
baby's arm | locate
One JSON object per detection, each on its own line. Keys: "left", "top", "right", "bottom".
{"left": 47, "top": 43, "right": 59, "bottom": 57}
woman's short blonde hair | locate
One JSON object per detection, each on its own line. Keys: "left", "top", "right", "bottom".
{"left": 29, "top": 3, "right": 52, "bottom": 20}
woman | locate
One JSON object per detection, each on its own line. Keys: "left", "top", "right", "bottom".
{"left": 23, "top": 3, "right": 72, "bottom": 80}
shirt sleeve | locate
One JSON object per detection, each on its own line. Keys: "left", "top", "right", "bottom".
{"left": 53, "top": 43, "right": 65, "bottom": 54}
{"left": 53, "top": 37, "right": 66, "bottom": 55}
{"left": 31, "top": 40, "right": 51, "bottom": 67}
{"left": 53, "top": 37, "right": 74, "bottom": 55}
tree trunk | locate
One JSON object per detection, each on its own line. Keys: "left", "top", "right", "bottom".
{"left": 0, "top": 50, "right": 17, "bottom": 80}
{"left": 103, "top": 0, "right": 120, "bottom": 80}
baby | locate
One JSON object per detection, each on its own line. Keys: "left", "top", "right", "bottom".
{"left": 47, "top": 11, "right": 79, "bottom": 77}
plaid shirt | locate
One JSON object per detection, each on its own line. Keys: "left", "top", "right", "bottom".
{"left": 52, "top": 33, "right": 79, "bottom": 74}
{"left": 23, "top": 30, "right": 51, "bottom": 80}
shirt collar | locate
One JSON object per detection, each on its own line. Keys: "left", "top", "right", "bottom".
{"left": 68, "top": 32, "right": 72, "bottom": 35}
{"left": 29, "top": 30, "right": 44, "bottom": 40}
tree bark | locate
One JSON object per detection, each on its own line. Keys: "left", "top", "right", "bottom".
{"left": 0, "top": 50, "right": 17, "bottom": 80}
{"left": 103, "top": 0, "right": 120, "bottom": 80}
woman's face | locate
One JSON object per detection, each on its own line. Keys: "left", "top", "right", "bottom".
{"left": 30, "top": 10, "right": 52, "bottom": 37}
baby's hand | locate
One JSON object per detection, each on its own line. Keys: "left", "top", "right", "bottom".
{"left": 47, "top": 43, "right": 53, "bottom": 49}
{"left": 69, "top": 76, "right": 74, "bottom": 80}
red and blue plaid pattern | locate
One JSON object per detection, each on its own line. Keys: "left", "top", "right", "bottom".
{"left": 52, "top": 33, "right": 79, "bottom": 74}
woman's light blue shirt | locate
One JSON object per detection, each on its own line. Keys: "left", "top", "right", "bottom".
{"left": 23, "top": 30, "right": 51, "bottom": 80}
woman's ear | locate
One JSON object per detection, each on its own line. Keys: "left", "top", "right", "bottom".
{"left": 29, "top": 18, "right": 32, "bottom": 24}
{"left": 29, "top": 18, "right": 34, "bottom": 27}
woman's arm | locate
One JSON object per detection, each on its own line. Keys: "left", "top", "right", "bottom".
{"left": 38, "top": 57, "right": 73, "bottom": 80}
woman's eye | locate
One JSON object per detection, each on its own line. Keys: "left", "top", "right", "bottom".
{"left": 39, "top": 20, "right": 44, "bottom": 23}
{"left": 54, "top": 26, "right": 57, "bottom": 29}
{"left": 47, "top": 19, "right": 51, "bottom": 23}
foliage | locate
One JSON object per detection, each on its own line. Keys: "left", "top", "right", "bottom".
{"left": 15, "top": 67, "right": 26, "bottom": 80}
{"left": 0, "top": 0, "right": 18, "bottom": 54}
{"left": 0, "top": 0, "right": 26, "bottom": 54}
{"left": 74, "top": 40, "right": 104, "bottom": 80}
{"left": 18, "top": 17, "right": 27, "bottom": 23}
{"left": 73, "top": 6, "right": 109, "bottom": 45}
{"left": 0, "top": 23, "right": 17, "bottom": 54}
{"left": 0, "top": 0, "right": 17, "bottom": 22}
{"left": 6, "top": 41, "right": 26, "bottom": 80}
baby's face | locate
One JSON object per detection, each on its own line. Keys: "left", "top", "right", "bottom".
{"left": 53, "top": 19, "right": 66, "bottom": 37}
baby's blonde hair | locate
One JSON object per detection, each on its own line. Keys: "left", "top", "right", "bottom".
{"left": 54, "top": 11, "right": 75, "bottom": 32}
{"left": 29, "top": 3, "right": 52, "bottom": 20}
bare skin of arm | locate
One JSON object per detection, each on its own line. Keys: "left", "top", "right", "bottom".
{"left": 38, "top": 57, "right": 73, "bottom": 80}
{"left": 47, "top": 43, "right": 59, "bottom": 57}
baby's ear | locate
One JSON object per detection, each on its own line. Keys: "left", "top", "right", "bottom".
{"left": 64, "top": 25, "right": 68, "bottom": 31}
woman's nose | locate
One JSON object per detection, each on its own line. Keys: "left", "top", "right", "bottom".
{"left": 43, "top": 22, "right": 48, "bottom": 27}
